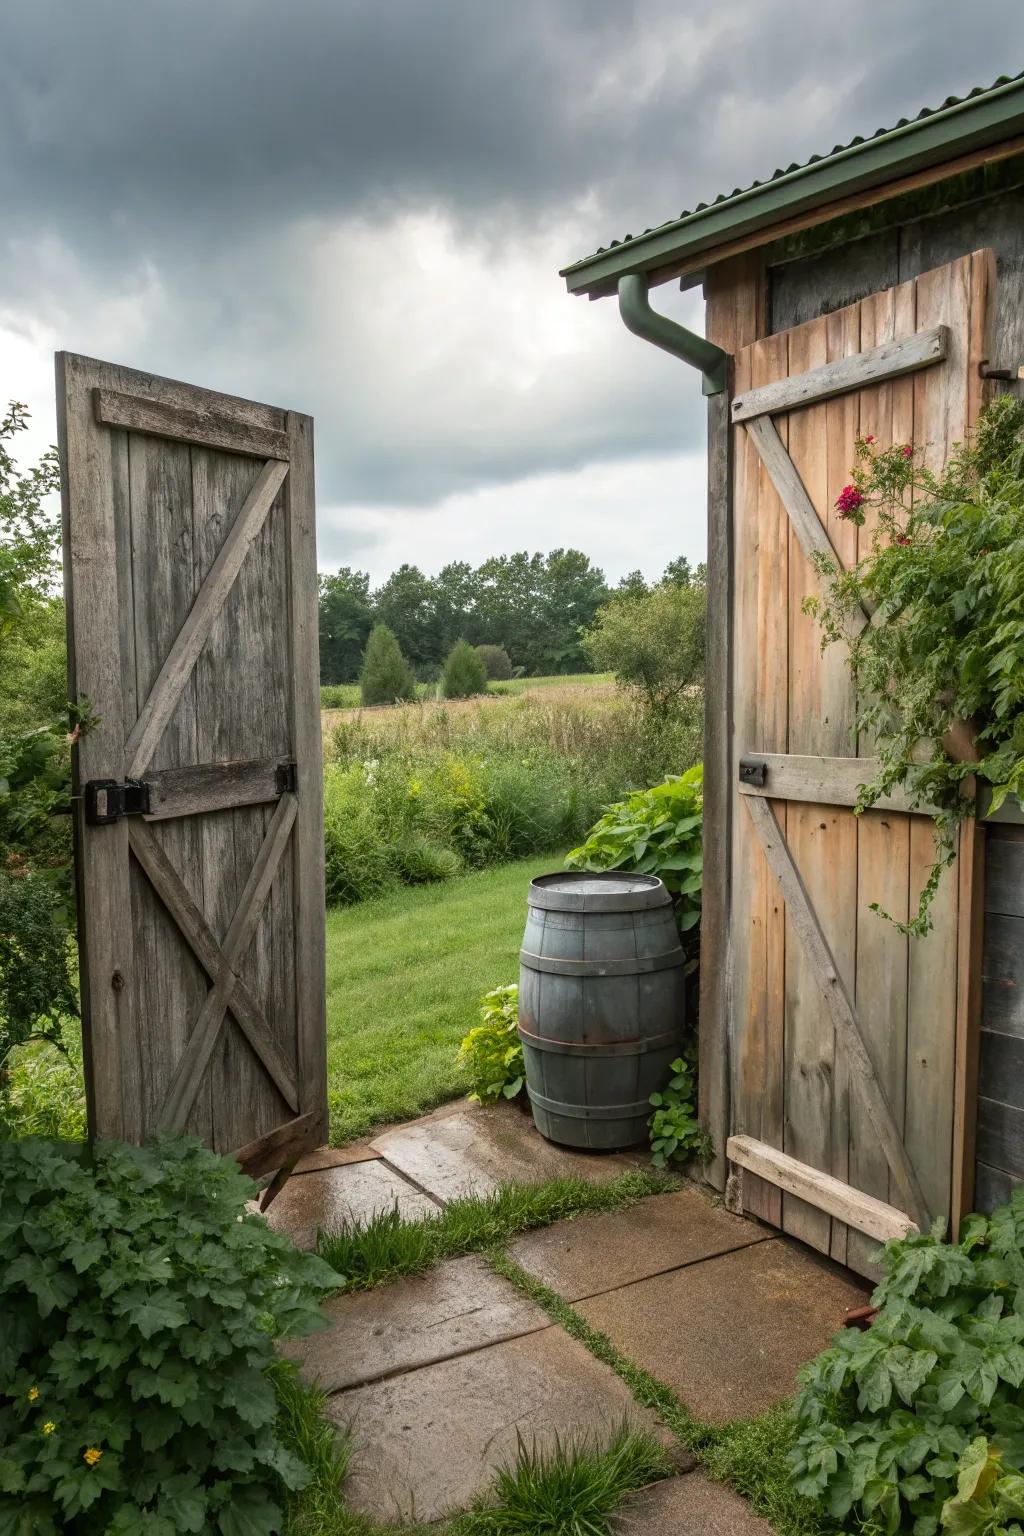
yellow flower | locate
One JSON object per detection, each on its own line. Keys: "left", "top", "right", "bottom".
{"left": 83, "top": 1447, "right": 102, "bottom": 1467}
{"left": 27, "top": 1387, "right": 39, "bottom": 1402}
{"left": 42, "top": 1422, "right": 56, "bottom": 1436}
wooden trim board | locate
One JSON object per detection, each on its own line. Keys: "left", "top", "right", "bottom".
{"left": 95, "top": 387, "right": 291, "bottom": 461}
{"left": 737, "top": 753, "right": 936, "bottom": 815}
{"left": 732, "top": 326, "right": 947, "bottom": 421}
{"left": 727, "top": 1135, "right": 919, "bottom": 1243}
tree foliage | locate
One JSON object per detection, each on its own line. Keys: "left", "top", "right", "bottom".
{"left": 583, "top": 576, "right": 706, "bottom": 718}
{"left": 441, "top": 638, "right": 488, "bottom": 699}
{"left": 358, "top": 623, "right": 416, "bottom": 706}
{"left": 475, "top": 644, "right": 513, "bottom": 681}
{"left": 317, "top": 568, "right": 372, "bottom": 686}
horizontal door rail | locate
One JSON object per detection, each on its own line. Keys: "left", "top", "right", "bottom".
{"left": 737, "top": 753, "right": 937, "bottom": 816}
{"left": 727, "top": 1135, "right": 918, "bottom": 1244}
{"left": 731, "top": 325, "right": 948, "bottom": 422}
{"left": 95, "top": 386, "right": 291, "bottom": 460}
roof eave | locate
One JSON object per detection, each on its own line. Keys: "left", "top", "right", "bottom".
{"left": 562, "top": 81, "right": 1024, "bottom": 299}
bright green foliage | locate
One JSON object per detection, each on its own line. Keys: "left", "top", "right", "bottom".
{"left": 0, "top": 400, "right": 87, "bottom": 1113}
{"left": 442, "top": 639, "right": 489, "bottom": 699}
{"left": 315, "top": 1170, "right": 677, "bottom": 1292}
{"left": 458, "top": 984, "right": 523, "bottom": 1104}
{"left": 318, "top": 569, "right": 373, "bottom": 686}
{"left": 791, "top": 1189, "right": 1024, "bottom": 1536}
{"left": 0, "top": 1136, "right": 342, "bottom": 1535}
{"left": 806, "top": 396, "right": 1024, "bottom": 935}
{"left": 941, "top": 1437, "right": 1024, "bottom": 1535}
{"left": 647, "top": 1056, "right": 709, "bottom": 1169}
{"left": 359, "top": 623, "right": 416, "bottom": 706}
{"left": 566, "top": 768, "right": 703, "bottom": 942}
{"left": 567, "top": 769, "right": 704, "bottom": 1169}
{"left": 475, "top": 645, "right": 513, "bottom": 681}
{"left": 1, "top": 1027, "right": 86, "bottom": 1139}
{"left": 583, "top": 578, "right": 705, "bottom": 719}
{"left": 464, "top": 1425, "right": 671, "bottom": 1536}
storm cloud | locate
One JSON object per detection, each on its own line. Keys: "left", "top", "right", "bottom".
{"left": 2, "top": 1, "right": 1023, "bottom": 578}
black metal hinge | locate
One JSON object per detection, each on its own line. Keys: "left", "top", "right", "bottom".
{"left": 738, "top": 757, "right": 768, "bottom": 788}
{"left": 84, "top": 778, "right": 152, "bottom": 825}
{"left": 275, "top": 760, "right": 298, "bottom": 795}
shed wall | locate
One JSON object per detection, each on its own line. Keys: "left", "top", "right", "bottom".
{"left": 977, "top": 825, "right": 1024, "bottom": 1209}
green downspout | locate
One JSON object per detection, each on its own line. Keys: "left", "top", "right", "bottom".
{"left": 617, "top": 273, "right": 728, "bottom": 395}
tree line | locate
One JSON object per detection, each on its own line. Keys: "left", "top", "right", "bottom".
{"left": 319, "top": 551, "right": 701, "bottom": 682}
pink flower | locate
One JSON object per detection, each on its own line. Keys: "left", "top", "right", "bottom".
{"left": 894, "top": 534, "right": 911, "bottom": 546}
{"left": 835, "top": 485, "right": 865, "bottom": 518}
{"left": 863, "top": 434, "right": 875, "bottom": 445}
{"left": 901, "top": 444, "right": 913, "bottom": 459}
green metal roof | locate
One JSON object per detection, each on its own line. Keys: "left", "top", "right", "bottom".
{"left": 561, "top": 72, "right": 1024, "bottom": 298}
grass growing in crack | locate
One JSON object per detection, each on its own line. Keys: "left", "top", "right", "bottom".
{"left": 273, "top": 1361, "right": 373, "bottom": 1536}
{"left": 453, "top": 1424, "right": 672, "bottom": 1536}
{"left": 487, "top": 1253, "right": 839, "bottom": 1536}
{"left": 317, "top": 1170, "right": 678, "bottom": 1291}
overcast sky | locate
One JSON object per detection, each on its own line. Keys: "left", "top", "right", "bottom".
{"left": 3, "top": 3, "right": 1023, "bottom": 585}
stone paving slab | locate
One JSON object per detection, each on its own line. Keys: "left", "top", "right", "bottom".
{"left": 260, "top": 1159, "right": 437, "bottom": 1250}
{"left": 371, "top": 1100, "right": 646, "bottom": 1203}
{"left": 293, "top": 1145, "right": 380, "bottom": 1174}
{"left": 285, "top": 1256, "right": 550, "bottom": 1392}
{"left": 327, "top": 1325, "right": 670, "bottom": 1522}
{"left": 508, "top": 1186, "right": 768, "bottom": 1300}
{"left": 614, "top": 1472, "right": 776, "bottom": 1534}
{"left": 577, "top": 1238, "right": 867, "bottom": 1423}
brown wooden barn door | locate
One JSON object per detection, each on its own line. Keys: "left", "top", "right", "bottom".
{"left": 58, "top": 355, "right": 327, "bottom": 1180}
{"left": 726, "top": 252, "right": 994, "bottom": 1278}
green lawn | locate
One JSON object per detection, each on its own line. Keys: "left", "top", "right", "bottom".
{"left": 324, "top": 852, "right": 560, "bottom": 1144}
{"left": 319, "top": 672, "right": 612, "bottom": 710}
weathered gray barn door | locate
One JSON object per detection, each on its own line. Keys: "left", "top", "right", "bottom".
{"left": 724, "top": 252, "right": 993, "bottom": 1277}
{"left": 58, "top": 354, "right": 326, "bottom": 1178}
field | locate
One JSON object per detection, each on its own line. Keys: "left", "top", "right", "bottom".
{"left": 325, "top": 851, "right": 556, "bottom": 1142}
{"left": 319, "top": 671, "right": 613, "bottom": 713}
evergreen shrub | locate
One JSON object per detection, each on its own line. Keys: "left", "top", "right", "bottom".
{"left": 359, "top": 624, "right": 416, "bottom": 707}
{"left": 441, "top": 640, "right": 488, "bottom": 699}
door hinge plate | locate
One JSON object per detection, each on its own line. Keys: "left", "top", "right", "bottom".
{"left": 275, "top": 760, "right": 298, "bottom": 795}
{"left": 739, "top": 757, "right": 768, "bottom": 788}
{"left": 84, "top": 778, "right": 152, "bottom": 825}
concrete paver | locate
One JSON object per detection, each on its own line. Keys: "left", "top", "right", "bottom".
{"left": 293, "top": 1144, "right": 380, "bottom": 1174}
{"left": 260, "top": 1159, "right": 437, "bottom": 1250}
{"left": 370, "top": 1099, "right": 646, "bottom": 1203}
{"left": 577, "top": 1238, "right": 867, "bottom": 1423}
{"left": 328, "top": 1325, "right": 668, "bottom": 1523}
{"left": 614, "top": 1472, "right": 776, "bottom": 1534}
{"left": 508, "top": 1186, "right": 767, "bottom": 1300}
{"left": 285, "top": 1255, "right": 550, "bottom": 1392}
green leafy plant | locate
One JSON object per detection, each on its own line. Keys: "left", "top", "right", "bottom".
{"left": 457, "top": 983, "right": 524, "bottom": 1104}
{"left": 790, "top": 1189, "right": 1024, "bottom": 1536}
{"left": 647, "top": 1055, "right": 709, "bottom": 1169}
{"left": 806, "top": 395, "right": 1024, "bottom": 935}
{"left": 583, "top": 576, "right": 705, "bottom": 719}
{"left": 475, "top": 644, "right": 513, "bottom": 682}
{"left": 940, "top": 1437, "right": 1024, "bottom": 1535}
{"left": 442, "top": 639, "right": 489, "bottom": 699}
{"left": 359, "top": 623, "right": 416, "bottom": 706}
{"left": 0, "top": 1136, "right": 342, "bottom": 1535}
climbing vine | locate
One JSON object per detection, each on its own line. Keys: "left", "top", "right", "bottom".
{"left": 805, "top": 394, "right": 1024, "bottom": 935}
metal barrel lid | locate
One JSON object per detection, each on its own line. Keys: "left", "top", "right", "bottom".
{"left": 527, "top": 870, "right": 671, "bottom": 912}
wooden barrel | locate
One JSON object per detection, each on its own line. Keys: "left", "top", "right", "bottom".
{"left": 518, "top": 872, "right": 685, "bottom": 1149}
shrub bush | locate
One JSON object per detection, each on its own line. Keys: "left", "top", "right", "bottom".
{"left": 791, "top": 1189, "right": 1024, "bottom": 1536}
{"left": 359, "top": 623, "right": 416, "bottom": 706}
{"left": 457, "top": 984, "right": 524, "bottom": 1105}
{"left": 442, "top": 639, "right": 488, "bottom": 699}
{"left": 0, "top": 1136, "right": 341, "bottom": 1535}
{"left": 583, "top": 580, "right": 706, "bottom": 719}
{"left": 475, "top": 644, "right": 513, "bottom": 681}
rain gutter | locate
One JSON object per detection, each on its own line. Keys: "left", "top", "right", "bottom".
{"left": 617, "top": 273, "right": 728, "bottom": 395}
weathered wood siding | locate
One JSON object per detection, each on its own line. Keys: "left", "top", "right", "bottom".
{"left": 976, "top": 824, "right": 1024, "bottom": 1209}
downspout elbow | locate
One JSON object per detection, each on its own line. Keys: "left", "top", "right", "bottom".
{"left": 618, "top": 273, "right": 728, "bottom": 396}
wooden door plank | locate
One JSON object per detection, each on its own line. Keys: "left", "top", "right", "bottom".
{"left": 95, "top": 387, "right": 291, "bottom": 461}
{"left": 744, "top": 416, "right": 870, "bottom": 634}
{"left": 127, "top": 821, "right": 299, "bottom": 1110}
{"left": 144, "top": 758, "right": 291, "bottom": 819}
{"left": 976, "top": 1097, "right": 1024, "bottom": 1178}
{"left": 57, "top": 353, "right": 135, "bottom": 1140}
{"left": 730, "top": 325, "right": 947, "bottom": 422}
{"left": 157, "top": 793, "right": 298, "bottom": 1132}
{"left": 728, "top": 1135, "right": 918, "bottom": 1243}
{"left": 286, "top": 411, "right": 329, "bottom": 1150}
{"left": 125, "top": 457, "right": 289, "bottom": 778}
{"left": 743, "top": 792, "right": 932, "bottom": 1230}
{"left": 737, "top": 754, "right": 934, "bottom": 814}
{"left": 699, "top": 383, "right": 733, "bottom": 1191}
{"left": 986, "top": 840, "right": 1024, "bottom": 918}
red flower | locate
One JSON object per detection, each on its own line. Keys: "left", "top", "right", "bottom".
{"left": 901, "top": 444, "right": 913, "bottom": 459}
{"left": 894, "top": 534, "right": 911, "bottom": 546}
{"left": 863, "top": 434, "right": 876, "bottom": 445}
{"left": 835, "top": 485, "right": 865, "bottom": 518}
